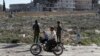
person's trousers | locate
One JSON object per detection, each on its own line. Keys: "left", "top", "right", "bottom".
{"left": 34, "top": 34, "right": 39, "bottom": 43}
{"left": 57, "top": 35, "right": 61, "bottom": 42}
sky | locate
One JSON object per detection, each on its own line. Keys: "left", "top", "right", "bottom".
{"left": 0, "top": 0, "right": 32, "bottom": 8}
{"left": 99, "top": 0, "right": 100, "bottom": 4}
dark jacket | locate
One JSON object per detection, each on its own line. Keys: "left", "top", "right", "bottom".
{"left": 33, "top": 24, "right": 40, "bottom": 33}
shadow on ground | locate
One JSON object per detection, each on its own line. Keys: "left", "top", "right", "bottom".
{"left": 2, "top": 44, "right": 22, "bottom": 49}
{"left": 15, "top": 50, "right": 30, "bottom": 53}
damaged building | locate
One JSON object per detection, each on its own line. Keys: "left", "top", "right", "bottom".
{"left": 9, "top": 0, "right": 99, "bottom": 12}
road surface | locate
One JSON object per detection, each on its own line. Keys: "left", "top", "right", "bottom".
{"left": 0, "top": 43, "right": 100, "bottom": 56}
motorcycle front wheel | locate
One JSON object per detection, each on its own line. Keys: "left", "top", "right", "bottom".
{"left": 30, "top": 44, "right": 42, "bottom": 55}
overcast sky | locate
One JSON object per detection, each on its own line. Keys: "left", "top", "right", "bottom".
{"left": 0, "top": 0, "right": 32, "bottom": 8}
{"left": 99, "top": 0, "right": 100, "bottom": 4}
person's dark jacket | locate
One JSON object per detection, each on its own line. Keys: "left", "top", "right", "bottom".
{"left": 57, "top": 25, "right": 62, "bottom": 35}
{"left": 33, "top": 24, "right": 40, "bottom": 34}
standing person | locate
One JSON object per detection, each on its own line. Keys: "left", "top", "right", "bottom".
{"left": 76, "top": 27, "right": 81, "bottom": 45}
{"left": 32, "top": 20, "right": 40, "bottom": 43}
{"left": 56, "top": 21, "right": 62, "bottom": 43}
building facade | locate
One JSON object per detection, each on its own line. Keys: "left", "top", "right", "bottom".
{"left": 10, "top": 1, "right": 35, "bottom": 12}
{"left": 92, "top": 0, "right": 99, "bottom": 10}
{"left": 34, "top": 0, "right": 75, "bottom": 11}
{"left": 75, "top": 0, "right": 92, "bottom": 10}
{"left": 54, "top": 0, "right": 75, "bottom": 11}
{"left": 10, "top": 0, "right": 75, "bottom": 12}
{"left": 10, "top": 4, "right": 29, "bottom": 12}
{"left": 9, "top": 0, "right": 99, "bottom": 12}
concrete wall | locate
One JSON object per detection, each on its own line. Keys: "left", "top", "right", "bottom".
{"left": 75, "top": 0, "right": 92, "bottom": 10}
{"left": 9, "top": 0, "right": 97, "bottom": 12}
{"left": 42, "top": 0, "right": 75, "bottom": 11}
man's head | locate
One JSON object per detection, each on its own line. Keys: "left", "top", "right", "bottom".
{"left": 50, "top": 27, "right": 54, "bottom": 31}
{"left": 57, "top": 21, "right": 60, "bottom": 25}
{"left": 35, "top": 20, "right": 38, "bottom": 24}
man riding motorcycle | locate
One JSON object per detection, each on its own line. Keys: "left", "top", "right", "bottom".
{"left": 40, "top": 27, "right": 57, "bottom": 52}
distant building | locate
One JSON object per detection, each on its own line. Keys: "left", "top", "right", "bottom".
{"left": 54, "top": 0, "right": 75, "bottom": 11}
{"left": 33, "top": 0, "right": 75, "bottom": 11}
{"left": 75, "top": 0, "right": 92, "bottom": 10}
{"left": 10, "top": 4, "right": 30, "bottom": 12}
{"left": 9, "top": 0, "right": 99, "bottom": 12}
{"left": 75, "top": 0, "right": 99, "bottom": 10}
{"left": 92, "top": 0, "right": 99, "bottom": 10}
{"left": 10, "top": 1, "right": 34, "bottom": 12}
{"left": 10, "top": 0, "right": 75, "bottom": 12}
{"left": 33, "top": 0, "right": 46, "bottom": 6}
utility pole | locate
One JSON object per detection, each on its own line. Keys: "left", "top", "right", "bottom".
{"left": 3, "top": 0, "right": 6, "bottom": 12}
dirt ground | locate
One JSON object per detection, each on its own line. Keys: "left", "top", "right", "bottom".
{"left": 0, "top": 43, "right": 100, "bottom": 56}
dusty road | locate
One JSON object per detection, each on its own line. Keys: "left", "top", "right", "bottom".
{"left": 0, "top": 43, "right": 100, "bottom": 56}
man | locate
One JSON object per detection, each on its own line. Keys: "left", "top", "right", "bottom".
{"left": 76, "top": 27, "right": 81, "bottom": 45}
{"left": 44, "top": 27, "right": 57, "bottom": 51}
{"left": 56, "top": 21, "right": 62, "bottom": 43}
{"left": 32, "top": 20, "right": 40, "bottom": 43}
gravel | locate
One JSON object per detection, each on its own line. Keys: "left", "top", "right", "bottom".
{"left": 0, "top": 43, "right": 100, "bottom": 56}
